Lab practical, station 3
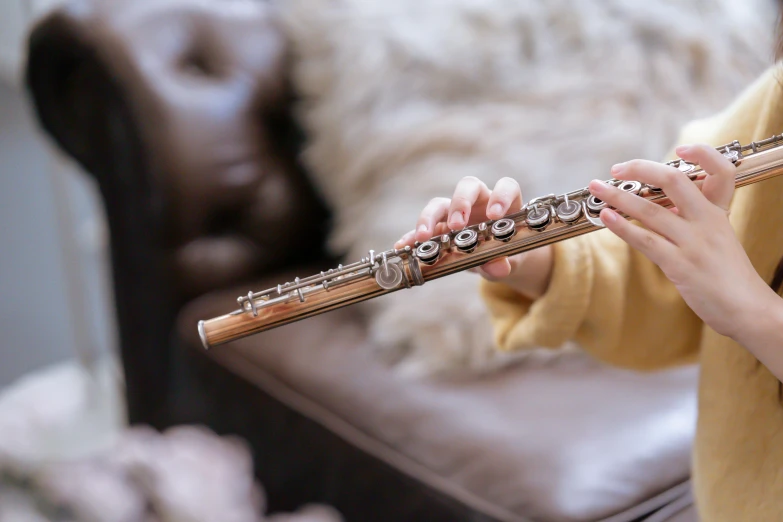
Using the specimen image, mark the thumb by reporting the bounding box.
[477,258,512,280]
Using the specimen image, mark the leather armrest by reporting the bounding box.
[23,0,330,426]
[25,0,330,295]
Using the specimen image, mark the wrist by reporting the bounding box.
[730,282,783,346]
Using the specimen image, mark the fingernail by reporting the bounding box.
[589,179,605,193]
[602,209,618,223]
[450,211,464,227]
[417,224,427,235]
[611,163,626,175]
[489,203,503,217]
[676,145,692,155]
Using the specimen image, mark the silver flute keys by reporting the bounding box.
[202,134,783,348]
[234,244,423,314]
[234,138,761,314]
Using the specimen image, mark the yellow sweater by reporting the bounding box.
[481,66,783,521]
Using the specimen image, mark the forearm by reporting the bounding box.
[734,287,783,383]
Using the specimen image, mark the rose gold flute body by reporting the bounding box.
[198,136,783,349]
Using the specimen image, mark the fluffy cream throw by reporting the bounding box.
[280,0,777,378]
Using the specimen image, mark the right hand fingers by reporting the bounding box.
[487,177,523,220]
[414,197,451,243]
[447,176,523,229]
[451,177,523,279]
[412,176,494,243]
[397,176,524,249]
[446,176,491,231]
[394,222,450,249]
[394,229,417,249]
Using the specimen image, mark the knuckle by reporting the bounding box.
[717,158,735,176]
[682,249,701,268]
[625,159,644,173]
[659,259,678,279]
[642,232,657,250]
[719,164,735,178]
[695,143,711,154]
[663,169,681,186]
[493,190,513,203]
[641,201,661,219]
[425,198,448,212]
[461,175,482,185]
[451,194,472,207]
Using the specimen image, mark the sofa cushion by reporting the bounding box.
[179,277,697,522]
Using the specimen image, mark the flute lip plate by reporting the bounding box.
[198,320,210,350]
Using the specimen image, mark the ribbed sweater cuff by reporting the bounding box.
[482,237,593,351]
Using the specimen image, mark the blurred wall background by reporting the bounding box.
[0,0,115,388]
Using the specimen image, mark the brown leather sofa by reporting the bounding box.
[24,1,699,520]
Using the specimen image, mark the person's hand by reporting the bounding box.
[395,176,554,299]
[588,143,778,340]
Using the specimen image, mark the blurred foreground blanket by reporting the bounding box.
[0,361,342,522]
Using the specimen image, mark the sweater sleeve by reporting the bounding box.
[480,229,702,370]
[480,66,783,371]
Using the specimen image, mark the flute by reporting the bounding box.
[198,135,783,349]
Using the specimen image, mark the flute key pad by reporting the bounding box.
[491,218,516,240]
[526,207,551,230]
[618,180,643,195]
[454,229,479,252]
[416,240,441,264]
[375,261,404,290]
[586,195,607,215]
[556,201,582,223]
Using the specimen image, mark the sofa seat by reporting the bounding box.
[179,274,698,522]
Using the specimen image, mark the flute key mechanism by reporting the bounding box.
[556,197,582,224]
[454,229,479,253]
[585,195,607,215]
[374,253,404,290]
[618,180,643,195]
[416,240,440,264]
[526,205,551,230]
[491,218,516,241]
[198,135,783,349]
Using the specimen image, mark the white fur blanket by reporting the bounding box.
[280,0,777,378]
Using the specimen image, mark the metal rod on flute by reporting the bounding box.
[198,135,783,349]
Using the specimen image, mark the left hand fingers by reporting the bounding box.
[599,208,679,269]
[588,179,688,245]
[609,159,705,218]
[675,143,736,214]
